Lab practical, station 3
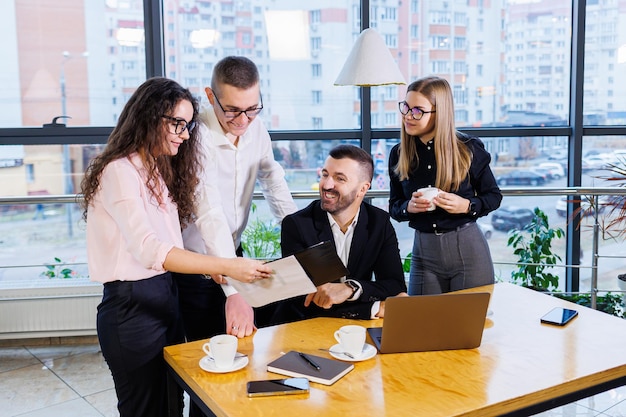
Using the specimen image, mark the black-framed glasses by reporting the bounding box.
[213,94,263,119]
[398,101,436,120]
[161,115,196,135]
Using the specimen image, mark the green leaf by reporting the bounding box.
[508,207,563,291]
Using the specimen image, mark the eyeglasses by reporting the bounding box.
[398,101,436,120]
[162,115,196,135]
[213,94,263,119]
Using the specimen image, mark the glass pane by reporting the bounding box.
[164,1,360,131]
[0,142,100,290]
[488,195,568,291]
[271,138,360,192]
[580,136,626,292]
[0,144,104,198]
[3,1,146,128]
[390,0,572,128]
[582,136,626,183]
[0,199,90,290]
[583,0,626,125]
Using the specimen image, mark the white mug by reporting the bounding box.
[334,325,366,357]
[417,187,440,211]
[202,334,238,369]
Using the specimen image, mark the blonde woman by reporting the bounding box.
[388,76,502,295]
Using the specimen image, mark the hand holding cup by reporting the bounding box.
[417,187,440,211]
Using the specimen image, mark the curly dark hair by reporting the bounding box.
[80,77,201,227]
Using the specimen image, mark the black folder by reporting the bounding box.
[291,241,349,286]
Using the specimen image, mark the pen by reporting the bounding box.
[298,352,321,371]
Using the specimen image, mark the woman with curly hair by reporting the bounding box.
[81,77,271,417]
[388,76,502,295]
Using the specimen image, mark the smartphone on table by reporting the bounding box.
[246,377,310,397]
[540,307,578,326]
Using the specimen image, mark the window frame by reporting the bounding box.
[1,0,625,293]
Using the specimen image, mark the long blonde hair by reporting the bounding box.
[394,76,472,192]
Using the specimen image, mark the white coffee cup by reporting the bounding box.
[202,334,238,369]
[417,187,440,211]
[334,325,366,357]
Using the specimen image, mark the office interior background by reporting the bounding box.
[1,0,626,339]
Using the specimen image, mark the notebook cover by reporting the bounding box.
[266,350,354,386]
[293,241,349,286]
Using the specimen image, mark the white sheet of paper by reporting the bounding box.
[225,255,317,308]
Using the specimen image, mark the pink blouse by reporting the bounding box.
[86,153,183,283]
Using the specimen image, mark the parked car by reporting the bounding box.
[531,167,552,181]
[582,155,610,171]
[548,149,568,161]
[613,149,626,160]
[491,206,536,231]
[477,222,493,239]
[538,162,565,179]
[555,196,609,217]
[496,170,547,186]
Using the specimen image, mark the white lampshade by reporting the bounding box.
[334,28,406,87]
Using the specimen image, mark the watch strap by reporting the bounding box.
[344,279,362,301]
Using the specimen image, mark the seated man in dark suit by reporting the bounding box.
[274,144,407,323]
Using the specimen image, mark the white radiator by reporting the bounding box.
[0,283,102,339]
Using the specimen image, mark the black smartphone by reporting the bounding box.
[246,378,310,397]
[540,307,578,326]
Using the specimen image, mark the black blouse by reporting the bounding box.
[388,133,502,232]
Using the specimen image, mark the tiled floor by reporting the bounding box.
[0,337,625,417]
[0,337,190,417]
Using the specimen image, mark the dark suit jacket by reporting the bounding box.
[276,200,406,321]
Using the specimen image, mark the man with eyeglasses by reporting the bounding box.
[175,57,297,380]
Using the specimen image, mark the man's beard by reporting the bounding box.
[320,188,357,214]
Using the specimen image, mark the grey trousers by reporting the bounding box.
[408,222,495,295]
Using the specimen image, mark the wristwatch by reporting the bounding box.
[467,200,477,216]
[344,279,362,300]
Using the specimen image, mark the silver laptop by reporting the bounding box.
[367,292,490,354]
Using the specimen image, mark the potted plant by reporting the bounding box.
[594,156,626,304]
[596,156,626,239]
[240,203,281,260]
[41,257,80,279]
[507,205,624,318]
[553,291,623,318]
[507,207,564,291]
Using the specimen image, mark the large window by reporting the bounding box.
[1,0,626,299]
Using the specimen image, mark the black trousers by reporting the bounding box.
[97,272,184,417]
[173,274,278,417]
[173,274,228,340]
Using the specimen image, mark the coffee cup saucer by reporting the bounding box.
[328,343,377,362]
[199,353,248,373]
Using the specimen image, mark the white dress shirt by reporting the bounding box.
[327,211,358,270]
[327,210,381,317]
[182,105,297,295]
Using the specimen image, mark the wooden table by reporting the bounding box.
[164,283,626,416]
